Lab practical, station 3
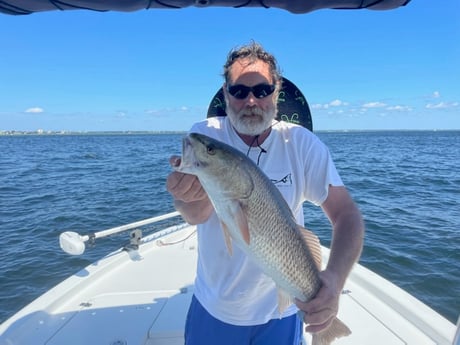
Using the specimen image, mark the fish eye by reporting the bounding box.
[207,145,216,155]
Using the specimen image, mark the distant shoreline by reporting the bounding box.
[1,129,458,136]
[0,130,187,136]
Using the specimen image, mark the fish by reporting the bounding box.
[174,132,351,345]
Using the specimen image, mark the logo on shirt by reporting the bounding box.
[271,173,292,187]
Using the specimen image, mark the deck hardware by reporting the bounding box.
[123,229,142,251]
[110,340,127,345]
[59,211,180,255]
[87,233,96,247]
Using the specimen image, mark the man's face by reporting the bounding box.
[224,58,278,136]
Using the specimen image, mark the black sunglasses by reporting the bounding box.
[227,83,276,100]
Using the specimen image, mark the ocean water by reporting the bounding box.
[0,131,459,325]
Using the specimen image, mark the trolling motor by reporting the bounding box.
[59,211,180,255]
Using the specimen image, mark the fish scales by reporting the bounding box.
[242,161,321,300]
[214,135,319,299]
[175,132,351,345]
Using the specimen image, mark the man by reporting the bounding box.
[166,41,364,344]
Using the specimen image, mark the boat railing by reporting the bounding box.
[59,211,182,255]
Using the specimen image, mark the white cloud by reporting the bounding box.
[362,102,386,108]
[386,105,412,112]
[25,107,44,113]
[432,91,441,98]
[329,99,344,107]
[425,101,459,109]
[146,106,191,115]
[311,100,348,110]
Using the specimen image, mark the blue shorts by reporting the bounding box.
[185,295,303,345]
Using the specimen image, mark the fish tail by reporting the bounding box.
[311,317,351,345]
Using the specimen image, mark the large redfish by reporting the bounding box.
[174,132,350,345]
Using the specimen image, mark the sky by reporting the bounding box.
[0,0,459,132]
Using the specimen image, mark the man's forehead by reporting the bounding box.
[231,58,268,72]
[229,59,271,82]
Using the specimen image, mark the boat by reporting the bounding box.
[1,0,411,16]
[0,211,457,344]
[1,2,457,343]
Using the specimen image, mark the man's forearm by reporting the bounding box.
[326,206,364,290]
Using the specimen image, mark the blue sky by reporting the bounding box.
[1,0,459,132]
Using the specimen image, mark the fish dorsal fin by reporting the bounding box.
[298,225,322,270]
[220,221,233,256]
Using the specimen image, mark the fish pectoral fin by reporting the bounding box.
[277,288,293,314]
[220,221,233,256]
[228,200,250,245]
[298,225,322,270]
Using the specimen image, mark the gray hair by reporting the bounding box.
[223,41,282,85]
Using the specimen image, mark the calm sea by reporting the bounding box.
[0,131,459,325]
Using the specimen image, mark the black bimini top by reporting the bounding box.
[1,0,410,16]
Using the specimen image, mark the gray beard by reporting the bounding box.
[226,106,276,136]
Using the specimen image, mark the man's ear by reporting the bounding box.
[222,83,229,104]
[275,80,282,93]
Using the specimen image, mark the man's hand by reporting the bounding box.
[295,270,341,333]
[296,185,364,333]
[167,156,207,203]
[166,155,213,224]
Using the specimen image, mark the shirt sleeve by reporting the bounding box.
[303,134,343,206]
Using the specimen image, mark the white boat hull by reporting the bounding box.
[0,221,456,345]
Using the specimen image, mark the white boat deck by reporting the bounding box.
[0,223,456,345]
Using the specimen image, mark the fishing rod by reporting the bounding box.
[59,211,181,255]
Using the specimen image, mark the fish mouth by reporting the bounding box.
[174,135,195,173]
